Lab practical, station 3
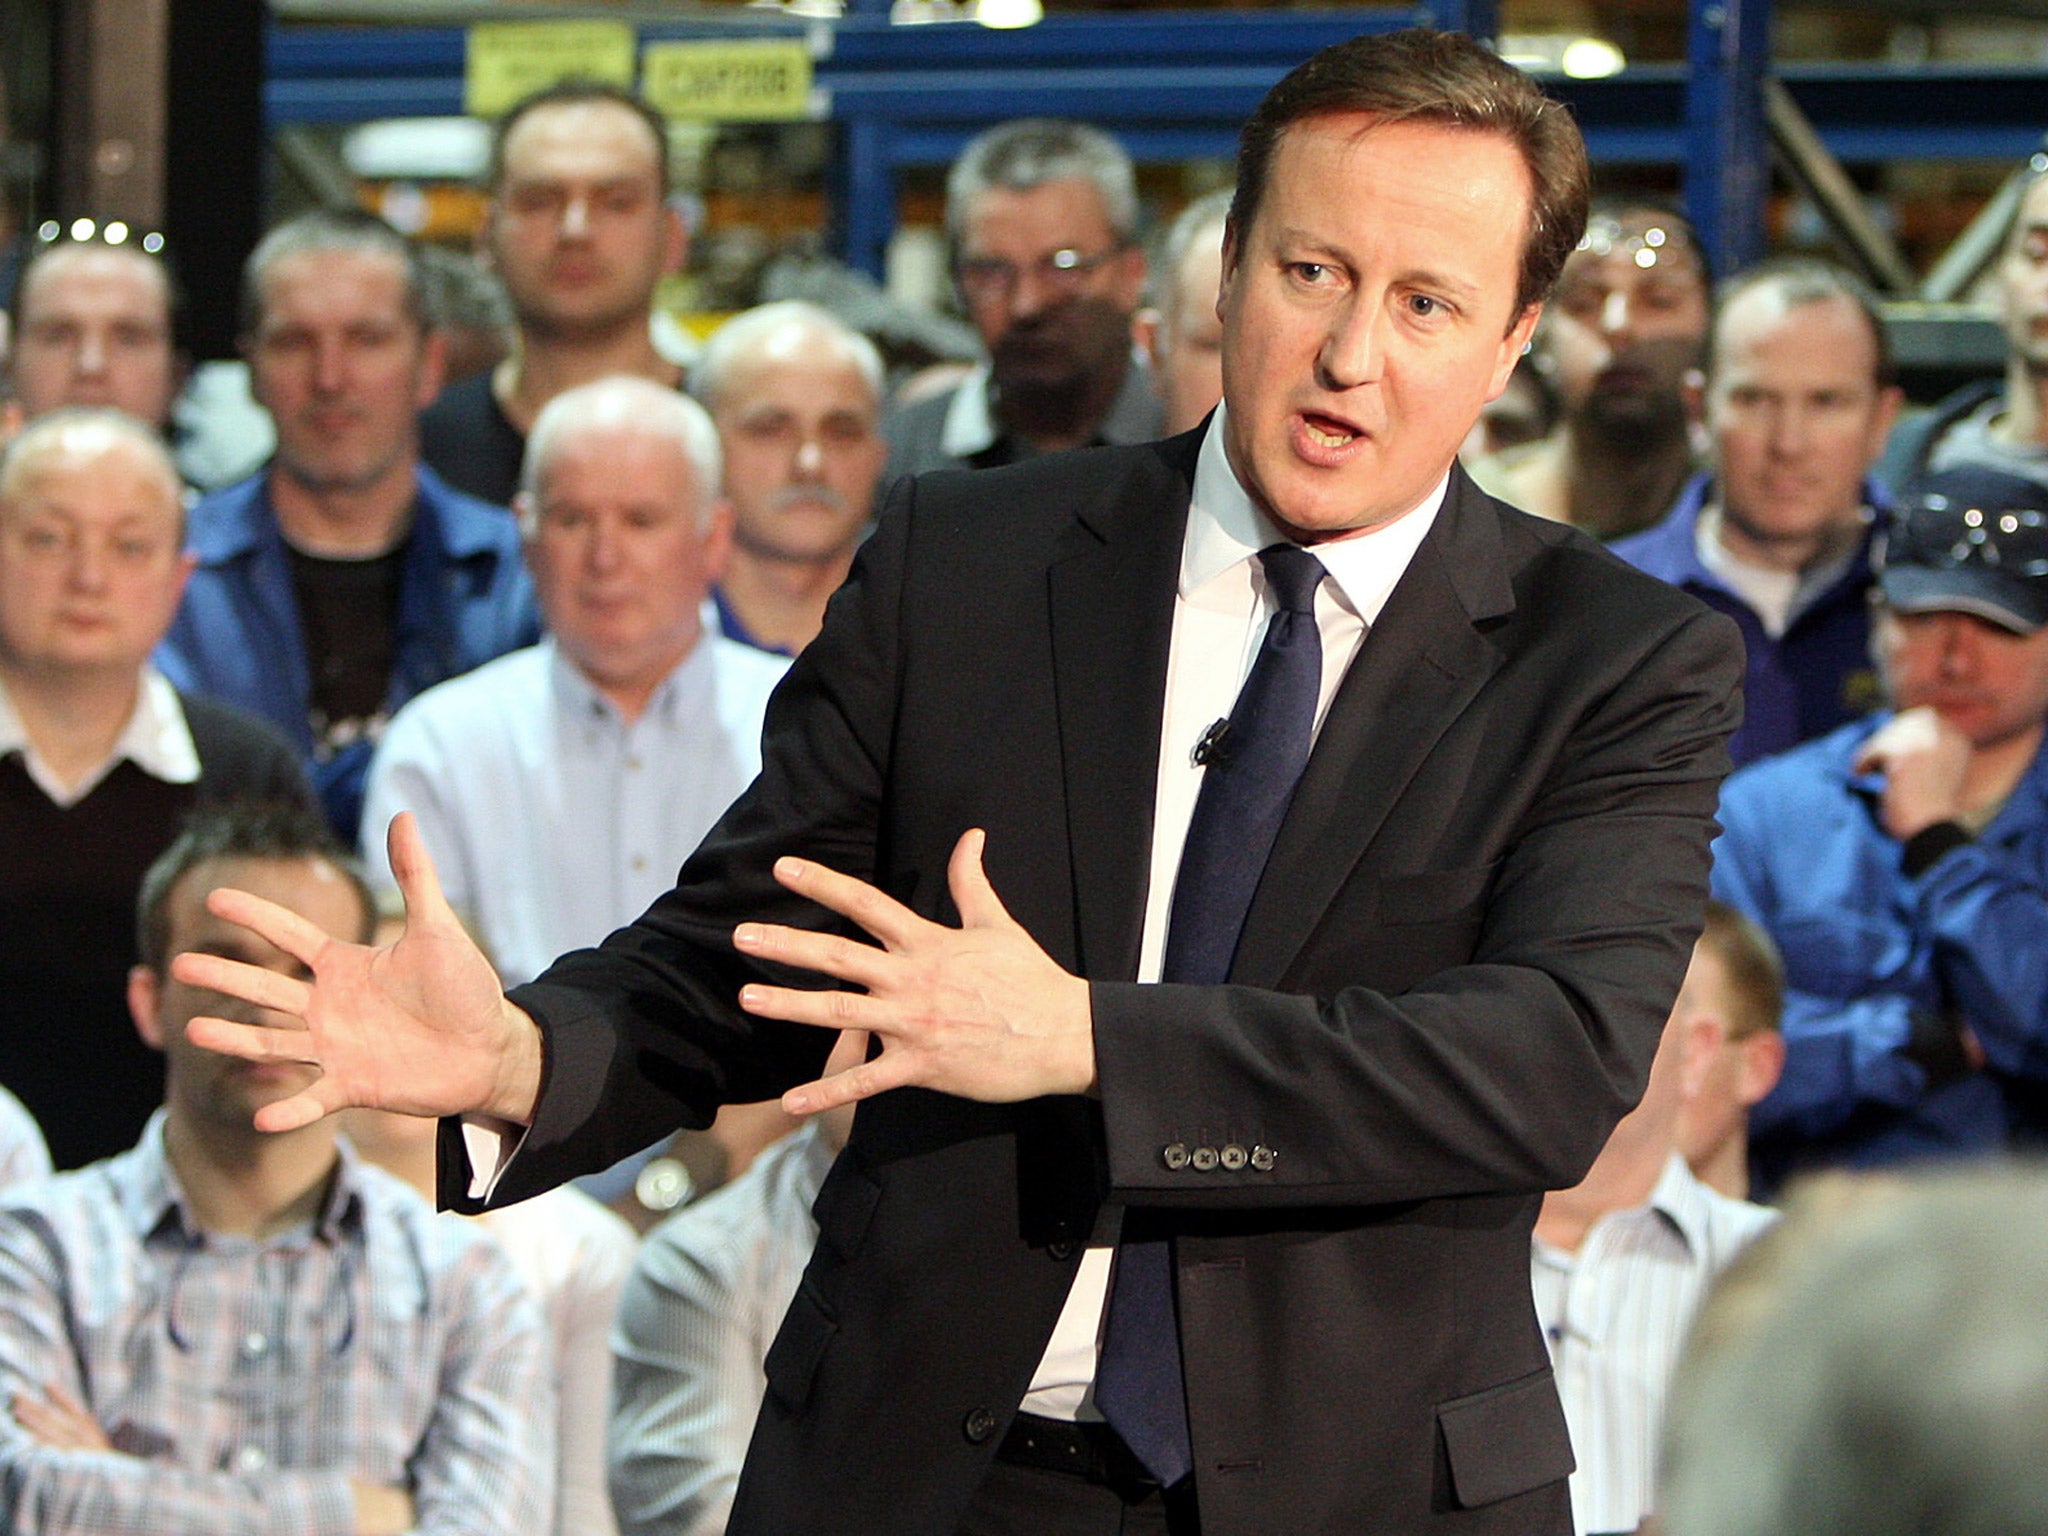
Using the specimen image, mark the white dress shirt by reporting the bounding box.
[1530,1152,1776,1535]
[0,667,199,807]
[361,635,789,988]
[1021,401,1447,1418]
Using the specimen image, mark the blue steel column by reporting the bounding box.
[1685,0,1771,278]
[838,116,895,283]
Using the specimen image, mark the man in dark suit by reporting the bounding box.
[179,29,1743,1536]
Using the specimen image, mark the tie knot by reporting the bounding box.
[1259,543,1325,616]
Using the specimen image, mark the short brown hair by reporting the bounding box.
[1712,255,1896,391]
[1228,27,1590,321]
[488,80,670,194]
[1696,899,1784,1042]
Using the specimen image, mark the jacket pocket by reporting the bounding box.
[1436,1365,1575,1509]
[762,1279,838,1412]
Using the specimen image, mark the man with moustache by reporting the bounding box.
[1475,201,1709,538]
[182,29,1742,1535]
[159,211,537,841]
[694,301,887,656]
[884,118,1161,480]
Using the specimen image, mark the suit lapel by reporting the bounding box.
[1232,470,1519,989]
[1047,437,1195,982]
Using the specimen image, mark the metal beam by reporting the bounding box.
[54,0,169,228]
[1684,0,1771,280]
[1763,76,1917,297]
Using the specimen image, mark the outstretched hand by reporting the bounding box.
[734,829,1096,1116]
[176,813,544,1132]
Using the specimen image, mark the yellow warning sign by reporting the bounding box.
[464,21,638,120]
[642,40,815,122]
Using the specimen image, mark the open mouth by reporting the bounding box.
[1303,416,1357,448]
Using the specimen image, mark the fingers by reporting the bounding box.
[171,953,314,1020]
[732,923,892,989]
[770,857,923,949]
[739,981,894,1032]
[185,1015,317,1066]
[201,887,331,970]
[387,812,455,926]
[946,828,1018,930]
[782,1051,916,1117]
[252,1080,350,1135]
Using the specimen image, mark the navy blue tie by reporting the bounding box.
[1095,542,1326,1487]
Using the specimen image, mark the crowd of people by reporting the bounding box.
[2,33,2047,1536]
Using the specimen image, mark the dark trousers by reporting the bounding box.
[955,1416,1202,1536]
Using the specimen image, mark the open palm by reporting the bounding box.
[178,812,543,1132]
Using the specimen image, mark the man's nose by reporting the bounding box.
[1317,298,1385,390]
[75,328,109,376]
[311,339,349,395]
[560,193,591,240]
[793,437,824,477]
[68,535,110,591]
[1597,289,1635,342]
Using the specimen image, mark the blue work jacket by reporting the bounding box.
[1611,474,1883,767]
[1712,716,2048,1193]
[158,466,538,840]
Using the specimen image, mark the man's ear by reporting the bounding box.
[128,965,166,1052]
[1738,1030,1788,1108]
[700,498,736,586]
[1132,306,1164,371]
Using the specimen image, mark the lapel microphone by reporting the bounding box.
[1192,718,1233,768]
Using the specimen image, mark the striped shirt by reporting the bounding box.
[1531,1152,1776,1536]
[0,1115,554,1535]
[610,1122,833,1536]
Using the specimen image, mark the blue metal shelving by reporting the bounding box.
[264,1,2048,280]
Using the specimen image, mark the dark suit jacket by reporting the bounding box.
[449,429,1744,1535]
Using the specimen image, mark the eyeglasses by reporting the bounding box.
[1885,499,2048,578]
[955,244,1127,303]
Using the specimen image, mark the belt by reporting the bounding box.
[996,1412,1161,1495]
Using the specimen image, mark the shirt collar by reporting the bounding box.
[1643,1149,1717,1260]
[111,1111,366,1246]
[1183,399,1446,624]
[0,666,200,807]
[543,631,712,729]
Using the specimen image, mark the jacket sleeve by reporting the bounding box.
[1917,841,2048,1080]
[1091,601,1744,1207]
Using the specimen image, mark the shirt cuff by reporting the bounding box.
[459,1115,528,1203]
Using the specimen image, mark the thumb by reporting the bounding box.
[387,812,456,929]
[948,828,1017,930]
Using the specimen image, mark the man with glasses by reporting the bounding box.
[883,118,1160,481]
[1713,462,2048,1194]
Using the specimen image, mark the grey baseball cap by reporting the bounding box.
[1880,464,2048,635]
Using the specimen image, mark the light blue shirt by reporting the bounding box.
[360,635,790,989]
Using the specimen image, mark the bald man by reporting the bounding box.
[0,410,311,1167]
[1138,190,1230,437]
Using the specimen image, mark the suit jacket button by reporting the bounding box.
[1163,1143,1191,1170]
[1250,1145,1277,1171]
[1048,1239,1077,1261]
[963,1407,1000,1445]
[1220,1144,1248,1171]
[1191,1146,1220,1172]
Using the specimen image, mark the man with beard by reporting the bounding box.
[1474,201,1709,539]
[420,83,689,509]
[1886,166,2048,495]
[160,211,537,841]
[695,301,888,656]
[884,119,1161,480]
